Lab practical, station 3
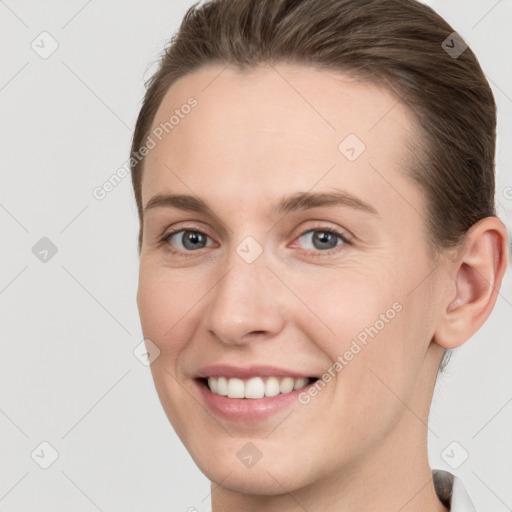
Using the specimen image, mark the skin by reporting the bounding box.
[136,63,508,512]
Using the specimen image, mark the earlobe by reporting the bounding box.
[434,217,509,350]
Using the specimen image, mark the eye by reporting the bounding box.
[160,226,350,256]
[163,229,214,252]
[294,228,349,253]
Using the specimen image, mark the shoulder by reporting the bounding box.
[433,469,477,512]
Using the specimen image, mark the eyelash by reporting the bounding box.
[159,225,352,258]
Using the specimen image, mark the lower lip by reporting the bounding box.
[194,379,315,421]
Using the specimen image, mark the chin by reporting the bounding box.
[200,459,307,495]
[188,440,320,496]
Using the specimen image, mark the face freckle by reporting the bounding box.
[136,62,445,498]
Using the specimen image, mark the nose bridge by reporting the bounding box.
[202,237,284,345]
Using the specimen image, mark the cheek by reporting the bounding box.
[136,266,202,440]
[289,263,431,403]
[136,266,195,355]
[287,264,402,353]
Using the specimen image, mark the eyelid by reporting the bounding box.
[291,221,354,244]
[161,220,353,241]
[160,220,212,239]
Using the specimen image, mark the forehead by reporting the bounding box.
[141,63,419,209]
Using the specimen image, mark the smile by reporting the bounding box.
[194,375,320,421]
[204,375,316,399]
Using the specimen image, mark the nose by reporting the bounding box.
[201,244,286,347]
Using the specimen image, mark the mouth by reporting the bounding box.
[194,375,320,421]
[193,364,323,421]
[196,375,319,399]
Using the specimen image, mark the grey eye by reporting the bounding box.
[169,230,210,251]
[298,230,343,250]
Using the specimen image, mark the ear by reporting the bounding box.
[434,216,509,350]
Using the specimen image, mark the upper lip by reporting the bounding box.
[195,364,316,379]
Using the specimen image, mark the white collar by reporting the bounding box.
[433,469,477,511]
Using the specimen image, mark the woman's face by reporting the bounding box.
[137,63,447,494]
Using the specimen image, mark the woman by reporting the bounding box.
[129,0,508,510]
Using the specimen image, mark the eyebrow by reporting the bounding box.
[143,189,378,217]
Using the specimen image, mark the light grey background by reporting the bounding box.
[0,0,511,510]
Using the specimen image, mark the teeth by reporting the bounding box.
[265,376,280,397]
[279,377,295,393]
[227,378,245,398]
[206,376,312,399]
[246,377,265,398]
[294,377,309,390]
[217,376,228,396]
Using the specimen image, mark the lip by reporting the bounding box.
[194,377,317,421]
[194,364,316,379]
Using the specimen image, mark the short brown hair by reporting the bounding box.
[130,0,497,369]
